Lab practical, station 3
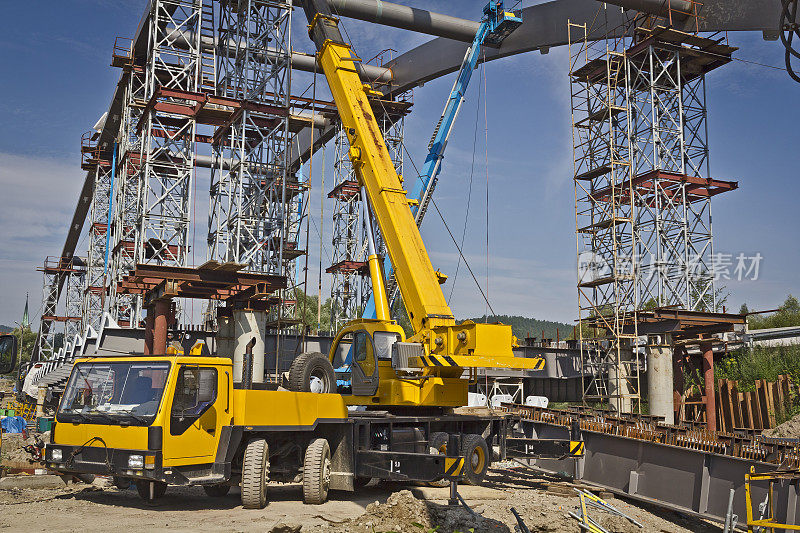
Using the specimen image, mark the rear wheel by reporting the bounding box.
[303,438,331,504]
[288,352,336,394]
[135,480,167,503]
[427,432,450,487]
[241,438,270,509]
[461,434,489,485]
[204,484,231,497]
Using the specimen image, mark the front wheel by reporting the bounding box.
[135,480,167,503]
[241,438,270,509]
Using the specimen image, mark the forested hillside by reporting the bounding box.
[461,315,573,340]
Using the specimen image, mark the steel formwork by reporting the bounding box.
[208,0,299,331]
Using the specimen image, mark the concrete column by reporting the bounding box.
[647,333,674,424]
[701,341,716,432]
[232,309,266,384]
[36,386,47,418]
[608,339,634,413]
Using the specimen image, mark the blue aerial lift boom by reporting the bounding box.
[361,0,522,320]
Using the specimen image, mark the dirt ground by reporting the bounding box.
[0,467,722,533]
[763,411,800,438]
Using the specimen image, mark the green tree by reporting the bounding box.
[294,289,333,335]
[749,294,800,330]
[11,327,37,370]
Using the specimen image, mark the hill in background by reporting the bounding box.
[461,315,574,341]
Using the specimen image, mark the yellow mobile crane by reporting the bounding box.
[35,1,581,508]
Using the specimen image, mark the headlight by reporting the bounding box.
[128,454,144,469]
[50,448,62,462]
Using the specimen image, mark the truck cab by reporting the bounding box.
[47,356,233,495]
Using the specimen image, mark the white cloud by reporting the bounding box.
[0,153,85,326]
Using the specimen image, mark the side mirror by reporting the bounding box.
[0,334,18,374]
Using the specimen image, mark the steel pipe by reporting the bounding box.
[325,0,480,42]
[603,0,694,18]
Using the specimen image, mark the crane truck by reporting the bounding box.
[24,0,582,508]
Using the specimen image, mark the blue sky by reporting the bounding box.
[0,0,798,328]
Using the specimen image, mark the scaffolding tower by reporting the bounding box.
[569,12,737,413]
[327,94,408,331]
[109,43,146,327]
[208,0,299,331]
[80,132,113,332]
[36,257,85,361]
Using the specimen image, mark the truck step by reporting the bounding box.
[185,474,226,485]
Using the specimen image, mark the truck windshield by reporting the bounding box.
[57,361,170,426]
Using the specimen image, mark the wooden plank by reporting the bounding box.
[749,390,763,430]
[764,380,777,428]
[771,378,784,423]
[755,381,773,429]
[729,380,743,430]
[739,392,752,430]
[717,379,732,433]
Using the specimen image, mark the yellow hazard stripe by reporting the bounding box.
[570,441,585,456]
[424,355,458,367]
[444,457,464,477]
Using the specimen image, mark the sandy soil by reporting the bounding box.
[763,412,800,438]
[0,467,722,533]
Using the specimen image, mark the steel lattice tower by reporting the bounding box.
[569,14,736,413]
[327,104,405,331]
[36,257,85,361]
[208,0,299,330]
[81,133,113,332]
[137,0,203,267]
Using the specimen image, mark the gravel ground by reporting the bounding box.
[0,468,722,533]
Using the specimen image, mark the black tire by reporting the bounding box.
[135,480,167,502]
[461,434,490,486]
[303,438,331,504]
[204,484,231,497]
[427,432,450,487]
[288,352,335,394]
[241,438,269,509]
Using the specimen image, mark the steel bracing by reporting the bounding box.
[327,106,405,331]
[570,14,736,413]
[208,0,300,330]
[570,20,641,413]
[36,258,85,361]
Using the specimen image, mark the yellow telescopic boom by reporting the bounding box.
[299,1,542,371]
